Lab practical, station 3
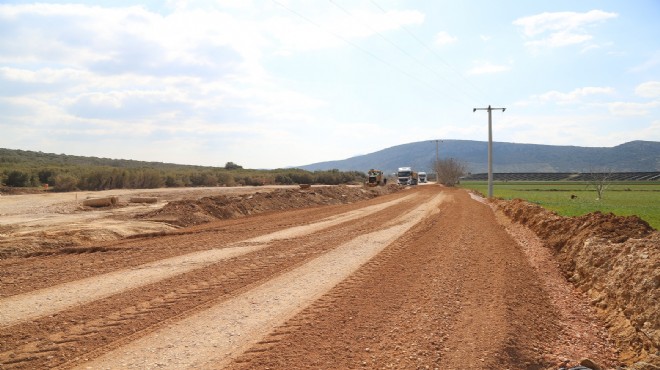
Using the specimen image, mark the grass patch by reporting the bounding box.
[460,181,660,230]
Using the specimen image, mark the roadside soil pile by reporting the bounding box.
[495,198,659,367]
[142,184,402,227]
[0,187,44,195]
[0,185,401,259]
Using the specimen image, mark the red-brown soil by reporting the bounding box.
[142,184,401,227]
[0,185,652,369]
[495,198,659,367]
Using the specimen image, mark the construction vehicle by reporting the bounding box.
[397,167,418,185]
[366,169,386,186]
[418,172,427,183]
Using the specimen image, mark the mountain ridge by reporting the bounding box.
[296,140,660,174]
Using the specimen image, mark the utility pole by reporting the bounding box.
[434,140,442,183]
[473,105,506,198]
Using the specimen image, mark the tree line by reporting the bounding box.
[0,149,366,192]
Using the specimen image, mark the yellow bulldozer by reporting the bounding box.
[366,169,386,187]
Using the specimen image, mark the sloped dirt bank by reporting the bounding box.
[494,198,659,367]
[142,184,402,227]
[0,185,403,258]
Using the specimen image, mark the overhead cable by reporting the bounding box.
[271,0,466,103]
[369,0,492,104]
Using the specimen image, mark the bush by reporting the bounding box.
[275,174,294,184]
[216,172,235,186]
[53,174,79,192]
[190,172,218,187]
[290,172,314,184]
[38,169,57,186]
[5,170,31,187]
[165,175,185,187]
[239,176,265,186]
[225,162,243,170]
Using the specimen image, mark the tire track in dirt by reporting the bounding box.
[72,191,447,369]
[226,188,561,369]
[0,186,625,369]
[0,190,430,369]
[0,194,415,328]
[0,190,406,296]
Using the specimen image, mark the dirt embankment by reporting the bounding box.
[495,198,659,367]
[142,184,402,227]
[0,185,402,258]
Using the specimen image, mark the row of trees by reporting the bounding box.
[1,165,366,192]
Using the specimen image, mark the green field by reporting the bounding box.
[459,181,660,230]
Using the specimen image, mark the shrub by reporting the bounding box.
[5,170,31,187]
[53,174,79,192]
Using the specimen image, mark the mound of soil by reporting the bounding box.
[495,198,659,367]
[0,187,45,195]
[142,185,402,227]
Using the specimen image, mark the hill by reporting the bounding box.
[0,148,217,171]
[296,140,660,175]
[0,148,365,190]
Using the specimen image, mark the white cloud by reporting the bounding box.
[608,101,659,116]
[434,31,457,46]
[467,61,511,75]
[629,51,660,73]
[497,113,604,146]
[609,120,660,143]
[480,35,492,42]
[513,10,617,49]
[265,7,424,54]
[635,81,660,98]
[493,112,653,148]
[606,81,660,116]
[537,86,614,104]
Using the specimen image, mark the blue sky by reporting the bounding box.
[1,0,658,168]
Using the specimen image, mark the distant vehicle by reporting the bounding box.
[418,172,427,183]
[397,167,418,185]
[366,169,386,186]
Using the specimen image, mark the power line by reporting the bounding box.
[368,0,492,104]
[328,0,475,105]
[270,0,463,102]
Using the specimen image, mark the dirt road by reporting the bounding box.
[0,186,617,369]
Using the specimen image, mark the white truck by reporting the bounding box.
[397,167,418,185]
[418,172,427,183]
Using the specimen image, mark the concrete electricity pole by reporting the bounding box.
[473,105,506,198]
[435,139,442,163]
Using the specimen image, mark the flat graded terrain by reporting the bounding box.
[0,186,618,369]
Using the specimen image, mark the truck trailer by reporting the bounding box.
[397,167,418,185]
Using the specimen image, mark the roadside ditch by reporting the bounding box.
[494,198,658,368]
